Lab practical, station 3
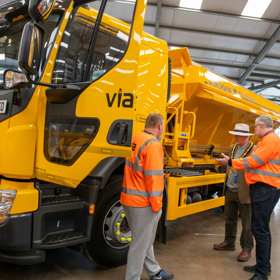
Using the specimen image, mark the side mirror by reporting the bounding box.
[18,22,45,76]
[29,0,56,22]
[4,70,29,89]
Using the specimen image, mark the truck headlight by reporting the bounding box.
[0,190,17,224]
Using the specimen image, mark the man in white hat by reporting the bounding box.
[214,123,255,262]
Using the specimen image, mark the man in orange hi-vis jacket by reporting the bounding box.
[121,113,174,280]
[217,115,280,280]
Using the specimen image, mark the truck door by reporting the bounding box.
[35,0,147,187]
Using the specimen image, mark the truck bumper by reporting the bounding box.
[0,213,32,251]
[0,248,45,265]
[0,213,45,265]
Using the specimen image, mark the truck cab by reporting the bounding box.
[0,0,169,267]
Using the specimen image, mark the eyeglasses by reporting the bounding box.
[254,123,262,130]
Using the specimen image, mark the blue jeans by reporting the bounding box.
[250,183,279,279]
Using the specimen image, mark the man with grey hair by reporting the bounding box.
[217,115,280,280]
[214,124,254,262]
[121,113,174,280]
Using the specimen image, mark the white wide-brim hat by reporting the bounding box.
[229,123,254,136]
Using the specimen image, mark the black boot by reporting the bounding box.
[244,265,271,275]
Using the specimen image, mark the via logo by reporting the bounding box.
[106,88,134,108]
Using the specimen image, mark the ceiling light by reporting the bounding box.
[179,0,203,9]
[242,0,272,18]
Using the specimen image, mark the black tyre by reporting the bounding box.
[84,175,131,268]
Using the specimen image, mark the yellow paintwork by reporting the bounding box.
[165,48,280,170]
[0,125,37,178]
[0,180,38,215]
[134,43,168,133]
[34,1,168,188]
[175,196,225,219]
[0,86,42,179]
[2,0,280,221]
[166,173,226,220]
[0,119,9,158]
[163,48,280,219]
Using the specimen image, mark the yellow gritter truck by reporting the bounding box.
[0,0,279,268]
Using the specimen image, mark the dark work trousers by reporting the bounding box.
[272,188,280,209]
[224,188,254,252]
[250,182,277,279]
[267,188,280,272]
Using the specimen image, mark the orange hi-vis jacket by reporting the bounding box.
[232,131,280,188]
[120,131,164,212]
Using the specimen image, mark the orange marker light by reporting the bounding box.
[89,205,95,214]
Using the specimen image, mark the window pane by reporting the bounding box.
[52,0,137,84]
[85,22,128,81]
[85,1,136,81]
[44,117,100,165]
[52,8,97,83]
[0,14,60,88]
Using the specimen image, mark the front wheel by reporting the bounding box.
[84,175,131,268]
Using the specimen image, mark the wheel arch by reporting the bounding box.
[83,156,125,191]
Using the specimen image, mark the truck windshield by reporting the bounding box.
[0,14,61,88]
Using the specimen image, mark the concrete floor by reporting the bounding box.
[0,202,279,280]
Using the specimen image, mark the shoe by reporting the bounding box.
[213,242,235,251]
[244,265,271,275]
[248,275,268,280]
[238,250,251,262]
[150,269,174,280]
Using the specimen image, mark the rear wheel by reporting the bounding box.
[84,175,131,268]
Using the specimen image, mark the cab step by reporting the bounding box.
[42,230,88,245]
[32,182,97,250]
[42,195,83,206]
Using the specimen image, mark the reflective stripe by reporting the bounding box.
[122,187,149,197]
[125,159,143,172]
[122,187,163,198]
[271,133,280,139]
[252,154,264,166]
[144,170,164,177]
[148,190,163,197]
[247,169,280,179]
[243,158,249,168]
[268,157,280,166]
[134,138,160,166]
